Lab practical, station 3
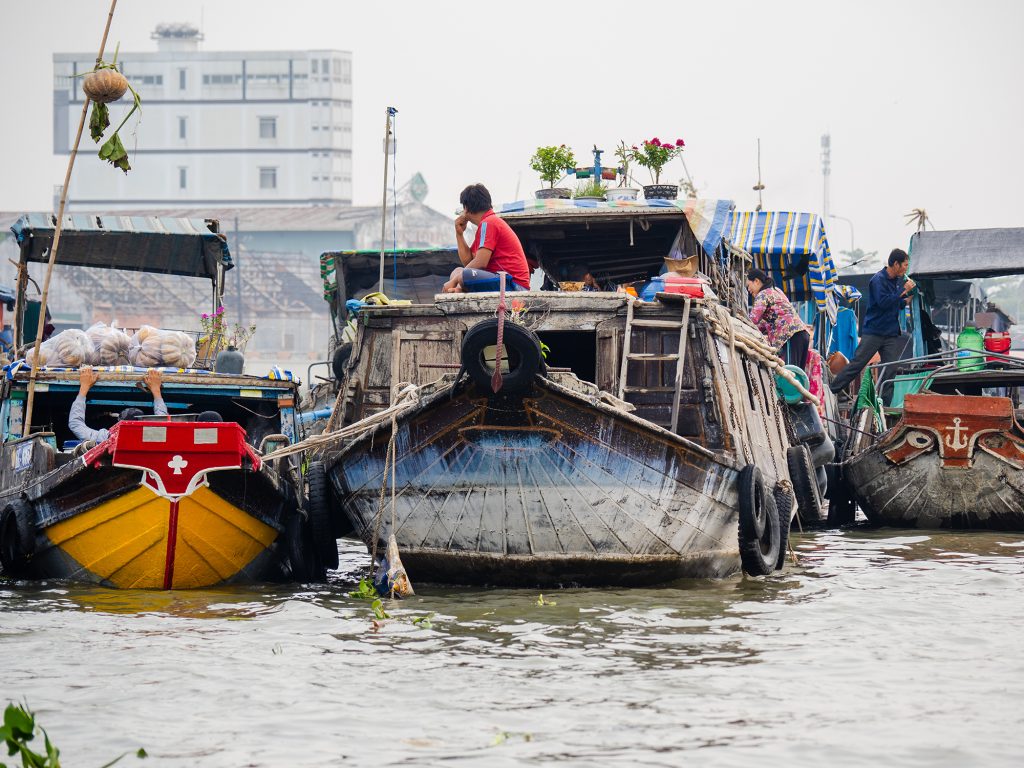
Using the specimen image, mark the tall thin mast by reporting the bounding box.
[378,107,396,291]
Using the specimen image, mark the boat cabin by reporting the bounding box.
[4,215,299,455]
[326,200,796,477]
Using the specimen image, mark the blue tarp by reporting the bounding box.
[726,210,838,309]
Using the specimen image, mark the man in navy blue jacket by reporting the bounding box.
[829,249,915,395]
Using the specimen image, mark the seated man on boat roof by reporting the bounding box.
[69,366,167,444]
[442,183,531,293]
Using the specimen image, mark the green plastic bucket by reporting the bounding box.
[775,364,809,404]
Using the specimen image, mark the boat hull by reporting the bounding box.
[844,393,1024,529]
[1,422,302,587]
[330,379,744,586]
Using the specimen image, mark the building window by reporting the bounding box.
[259,167,277,190]
[259,117,277,139]
[178,117,187,140]
[178,69,186,90]
[321,58,329,76]
[179,167,187,190]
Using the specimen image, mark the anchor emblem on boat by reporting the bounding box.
[944,418,969,451]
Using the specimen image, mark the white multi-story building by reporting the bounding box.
[53,24,352,209]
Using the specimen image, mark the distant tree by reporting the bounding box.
[834,248,880,273]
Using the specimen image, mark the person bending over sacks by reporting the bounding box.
[69,366,167,444]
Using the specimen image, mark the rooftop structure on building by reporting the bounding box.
[53,24,352,210]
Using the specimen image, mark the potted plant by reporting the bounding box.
[215,321,257,375]
[198,305,227,366]
[573,178,607,201]
[530,144,575,199]
[630,137,685,200]
[605,140,640,201]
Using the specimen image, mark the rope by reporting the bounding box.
[491,272,507,393]
[704,307,820,407]
[370,405,400,573]
[268,382,421,461]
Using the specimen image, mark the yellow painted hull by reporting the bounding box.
[45,484,279,589]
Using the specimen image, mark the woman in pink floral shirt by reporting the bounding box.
[746,268,811,371]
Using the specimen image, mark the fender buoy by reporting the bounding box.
[773,485,796,571]
[0,500,36,576]
[306,460,339,570]
[787,445,823,522]
[737,465,781,576]
[460,318,544,395]
[283,511,326,583]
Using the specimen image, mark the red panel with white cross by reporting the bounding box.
[99,421,262,499]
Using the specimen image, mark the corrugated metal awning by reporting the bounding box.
[10,214,232,280]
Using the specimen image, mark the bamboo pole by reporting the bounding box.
[22,0,119,437]
[377,108,394,292]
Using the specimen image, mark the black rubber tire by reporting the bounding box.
[306,460,339,570]
[0,501,35,576]
[773,485,795,571]
[826,464,858,527]
[787,445,823,523]
[283,512,326,583]
[737,465,781,576]
[332,342,353,381]
[460,318,544,395]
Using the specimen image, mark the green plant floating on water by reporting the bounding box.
[348,578,377,600]
[371,599,390,620]
[491,731,533,747]
[411,615,433,629]
[536,594,556,606]
[0,701,147,768]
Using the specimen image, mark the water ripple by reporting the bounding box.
[2,531,1023,765]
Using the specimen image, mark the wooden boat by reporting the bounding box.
[842,226,1024,530]
[0,215,328,587]
[315,199,832,586]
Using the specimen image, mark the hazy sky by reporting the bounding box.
[1,0,1022,264]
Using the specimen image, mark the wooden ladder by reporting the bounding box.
[616,297,692,430]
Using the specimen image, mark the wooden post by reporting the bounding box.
[22,0,119,437]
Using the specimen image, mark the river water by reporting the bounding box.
[2,530,1023,767]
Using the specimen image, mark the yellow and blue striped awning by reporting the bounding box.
[726,211,837,309]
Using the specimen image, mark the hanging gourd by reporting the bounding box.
[77,44,142,173]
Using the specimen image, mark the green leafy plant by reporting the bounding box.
[574,179,607,198]
[491,731,533,747]
[629,137,685,184]
[613,140,633,187]
[371,599,390,620]
[348,578,377,600]
[77,46,142,174]
[529,145,575,188]
[536,594,556,606]
[411,615,433,629]
[0,702,147,768]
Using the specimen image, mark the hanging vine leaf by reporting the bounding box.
[98,133,131,173]
[89,102,110,142]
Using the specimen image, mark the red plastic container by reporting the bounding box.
[663,274,705,298]
[984,329,1011,362]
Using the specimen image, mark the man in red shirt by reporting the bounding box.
[442,183,531,293]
